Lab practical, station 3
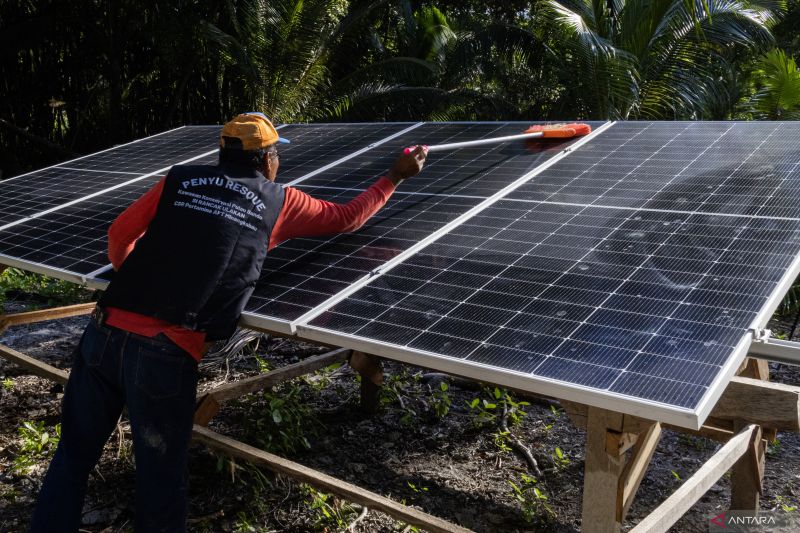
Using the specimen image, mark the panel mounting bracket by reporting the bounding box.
[748,333,800,367]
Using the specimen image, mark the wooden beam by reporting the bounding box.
[0,343,68,384]
[582,407,625,533]
[191,425,473,533]
[0,302,95,331]
[710,376,800,431]
[629,424,757,533]
[202,348,350,404]
[194,394,221,427]
[618,423,661,522]
[730,421,765,511]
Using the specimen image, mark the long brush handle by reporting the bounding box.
[402,123,591,154]
[425,131,544,152]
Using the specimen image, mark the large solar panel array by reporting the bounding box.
[1,120,798,428]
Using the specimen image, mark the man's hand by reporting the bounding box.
[386,145,428,186]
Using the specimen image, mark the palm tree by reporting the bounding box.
[546,0,781,119]
[744,48,800,119]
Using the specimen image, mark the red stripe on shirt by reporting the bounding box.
[104,176,396,361]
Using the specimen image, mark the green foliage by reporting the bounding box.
[547,0,780,119]
[671,469,683,482]
[767,436,782,456]
[2,378,13,391]
[745,48,800,119]
[237,383,321,455]
[379,370,420,424]
[775,494,798,512]
[430,380,451,418]
[467,387,530,428]
[5,0,785,177]
[254,354,271,374]
[508,474,555,522]
[0,268,89,307]
[302,485,359,531]
[552,446,570,469]
[12,421,61,475]
[407,480,429,494]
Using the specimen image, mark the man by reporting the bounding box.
[31,112,428,532]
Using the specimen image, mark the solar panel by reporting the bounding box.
[296,122,605,197]
[241,122,599,329]
[0,123,424,284]
[44,126,221,173]
[0,127,221,231]
[276,123,419,182]
[294,121,800,427]
[5,120,799,428]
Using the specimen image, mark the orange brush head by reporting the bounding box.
[524,122,592,138]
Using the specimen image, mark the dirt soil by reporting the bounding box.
[0,302,798,532]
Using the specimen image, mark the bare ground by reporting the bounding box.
[0,305,798,532]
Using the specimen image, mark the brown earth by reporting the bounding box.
[0,303,798,532]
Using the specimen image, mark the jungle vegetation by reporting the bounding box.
[1,0,799,176]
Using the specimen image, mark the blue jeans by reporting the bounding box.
[30,319,199,533]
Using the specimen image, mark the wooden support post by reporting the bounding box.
[0,343,68,384]
[192,425,473,533]
[630,425,757,533]
[582,407,626,533]
[730,421,765,511]
[618,423,661,522]
[737,357,769,380]
[0,302,96,332]
[349,351,383,414]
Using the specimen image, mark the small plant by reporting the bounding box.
[2,377,13,391]
[468,387,529,428]
[304,363,342,391]
[379,371,419,424]
[671,470,682,482]
[775,495,797,512]
[508,474,554,522]
[238,383,321,455]
[552,446,570,469]
[767,437,782,456]
[407,481,429,494]
[13,421,61,474]
[254,355,270,374]
[492,430,513,453]
[303,485,358,531]
[430,380,452,418]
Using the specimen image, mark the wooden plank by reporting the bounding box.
[191,425,473,533]
[194,394,221,426]
[582,407,625,533]
[629,425,757,533]
[618,423,661,522]
[204,348,350,404]
[0,343,68,384]
[730,421,765,511]
[710,376,800,431]
[0,302,95,331]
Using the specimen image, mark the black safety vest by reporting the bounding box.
[100,163,285,340]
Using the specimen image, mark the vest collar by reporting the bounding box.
[219,161,268,181]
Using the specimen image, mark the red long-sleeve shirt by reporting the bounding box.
[105,176,397,360]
